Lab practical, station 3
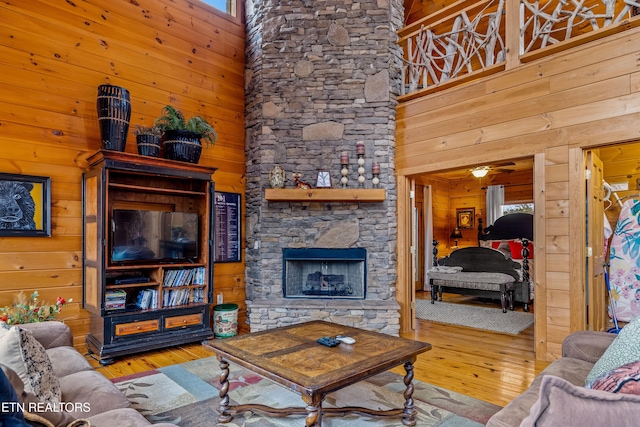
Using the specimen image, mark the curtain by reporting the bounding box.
[486,185,504,226]
[424,185,433,289]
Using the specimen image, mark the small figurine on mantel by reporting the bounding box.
[292,173,312,190]
[269,165,286,188]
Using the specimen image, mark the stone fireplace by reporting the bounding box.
[283,248,366,299]
[243,0,403,335]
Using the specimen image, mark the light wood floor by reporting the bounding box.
[88,292,549,408]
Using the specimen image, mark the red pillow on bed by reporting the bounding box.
[491,240,534,260]
[508,240,533,260]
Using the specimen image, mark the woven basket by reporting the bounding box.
[163,130,203,163]
[96,84,131,151]
[136,135,161,157]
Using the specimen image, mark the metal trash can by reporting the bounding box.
[213,303,238,338]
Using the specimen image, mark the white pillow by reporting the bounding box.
[0,322,61,403]
[430,266,463,273]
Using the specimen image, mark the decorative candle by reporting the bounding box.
[372,162,380,174]
[356,141,365,155]
[340,151,349,164]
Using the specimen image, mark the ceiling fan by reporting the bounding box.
[469,162,516,178]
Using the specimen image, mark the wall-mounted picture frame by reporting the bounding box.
[456,207,475,230]
[0,173,51,237]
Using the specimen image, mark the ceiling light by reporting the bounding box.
[471,166,491,178]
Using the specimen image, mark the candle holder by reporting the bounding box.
[340,163,349,188]
[340,151,350,188]
[357,154,366,187]
[372,162,380,188]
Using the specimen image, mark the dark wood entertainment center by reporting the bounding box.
[82,150,216,365]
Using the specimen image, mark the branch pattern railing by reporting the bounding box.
[400,0,640,95]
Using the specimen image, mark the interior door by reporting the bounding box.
[410,179,417,330]
[414,188,425,292]
[586,150,607,331]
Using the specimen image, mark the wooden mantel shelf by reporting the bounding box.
[265,188,386,202]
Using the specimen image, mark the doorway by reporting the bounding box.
[410,158,535,333]
[585,141,640,331]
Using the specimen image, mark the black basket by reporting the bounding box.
[136,135,161,157]
[163,130,203,163]
[96,84,131,151]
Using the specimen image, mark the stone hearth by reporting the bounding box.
[244,0,403,334]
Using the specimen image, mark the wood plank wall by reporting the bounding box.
[0,0,247,348]
[397,25,640,361]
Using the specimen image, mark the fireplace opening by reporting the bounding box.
[282,248,366,299]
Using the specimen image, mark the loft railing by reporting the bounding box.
[398,0,640,98]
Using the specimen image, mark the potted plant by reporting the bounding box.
[132,124,162,157]
[154,105,218,163]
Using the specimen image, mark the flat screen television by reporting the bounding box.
[110,210,199,264]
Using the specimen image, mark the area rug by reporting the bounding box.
[415,300,534,334]
[112,356,500,426]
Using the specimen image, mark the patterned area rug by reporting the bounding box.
[112,356,500,426]
[416,300,534,334]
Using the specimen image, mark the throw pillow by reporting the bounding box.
[590,360,640,394]
[0,322,61,404]
[585,316,640,387]
[495,241,513,260]
[490,240,535,260]
[430,266,463,273]
[508,240,534,260]
[521,375,640,427]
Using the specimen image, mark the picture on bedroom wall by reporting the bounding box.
[456,207,475,229]
[0,173,51,237]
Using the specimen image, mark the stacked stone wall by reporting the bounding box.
[244,0,404,334]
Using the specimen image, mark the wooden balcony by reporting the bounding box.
[398,0,640,100]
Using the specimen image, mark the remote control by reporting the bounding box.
[336,335,356,345]
[317,337,341,347]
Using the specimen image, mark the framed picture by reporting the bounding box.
[456,207,475,229]
[316,170,332,188]
[0,173,51,237]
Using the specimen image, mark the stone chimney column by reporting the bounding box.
[243,0,404,334]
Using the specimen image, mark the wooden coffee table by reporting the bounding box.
[203,320,431,426]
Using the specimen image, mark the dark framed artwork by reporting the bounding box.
[214,191,241,262]
[0,173,51,237]
[456,207,475,230]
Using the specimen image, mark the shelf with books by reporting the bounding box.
[135,288,160,310]
[162,266,207,288]
[162,286,205,308]
[105,281,161,290]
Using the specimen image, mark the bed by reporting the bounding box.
[428,213,533,312]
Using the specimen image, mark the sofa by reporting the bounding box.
[487,330,640,426]
[0,321,176,427]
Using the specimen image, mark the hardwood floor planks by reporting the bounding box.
[89,293,548,408]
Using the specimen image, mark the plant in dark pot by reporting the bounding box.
[154,105,217,163]
[132,125,162,157]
